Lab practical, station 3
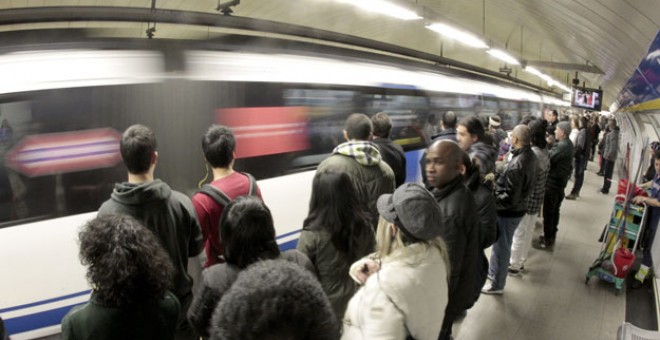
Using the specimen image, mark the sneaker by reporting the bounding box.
[598,189,609,195]
[508,267,522,276]
[533,240,554,251]
[565,193,578,200]
[481,282,504,295]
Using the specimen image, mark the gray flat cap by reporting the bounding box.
[377,183,442,241]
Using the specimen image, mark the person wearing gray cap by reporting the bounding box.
[535,121,574,250]
[341,183,450,340]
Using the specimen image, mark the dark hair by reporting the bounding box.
[528,119,548,149]
[120,124,157,174]
[443,111,457,129]
[209,259,339,340]
[344,113,372,140]
[654,150,660,161]
[551,110,559,117]
[220,196,280,269]
[458,116,486,141]
[202,125,236,168]
[520,115,537,125]
[79,214,173,306]
[371,112,393,138]
[579,116,589,129]
[303,171,374,262]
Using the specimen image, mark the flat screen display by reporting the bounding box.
[571,87,603,111]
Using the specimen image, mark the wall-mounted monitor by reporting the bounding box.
[571,87,603,111]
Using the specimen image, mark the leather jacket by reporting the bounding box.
[495,145,538,217]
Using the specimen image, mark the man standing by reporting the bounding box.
[567,116,591,200]
[426,140,480,340]
[599,119,620,194]
[98,124,204,340]
[509,120,550,275]
[317,113,395,227]
[192,125,261,268]
[482,125,537,294]
[432,111,458,142]
[537,121,574,250]
[371,112,406,187]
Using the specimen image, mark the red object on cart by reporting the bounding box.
[611,247,635,278]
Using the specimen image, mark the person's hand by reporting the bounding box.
[354,259,380,284]
[632,196,647,205]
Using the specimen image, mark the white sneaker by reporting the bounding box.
[481,282,504,295]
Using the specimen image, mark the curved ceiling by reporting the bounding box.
[1,0,659,110]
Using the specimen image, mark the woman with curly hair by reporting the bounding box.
[297,170,375,319]
[61,214,179,340]
[187,196,313,338]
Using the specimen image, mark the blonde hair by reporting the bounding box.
[375,217,450,276]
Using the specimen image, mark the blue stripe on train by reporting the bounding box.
[2,234,302,335]
[4,303,86,334]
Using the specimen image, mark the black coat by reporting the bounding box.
[432,176,481,321]
[373,137,407,187]
[546,138,574,191]
[495,145,538,217]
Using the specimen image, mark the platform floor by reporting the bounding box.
[453,160,626,340]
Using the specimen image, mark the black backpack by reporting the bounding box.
[196,172,258,261]
[197,172,258,208]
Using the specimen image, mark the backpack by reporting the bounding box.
[196,172,258,262]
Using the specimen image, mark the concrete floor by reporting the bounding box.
[453,160,626,340]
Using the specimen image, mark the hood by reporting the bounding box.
[110,179,171,205]
[333,141,382,166]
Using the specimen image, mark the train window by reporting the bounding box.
[362,94,430,151]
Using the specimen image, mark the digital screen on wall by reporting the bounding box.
[571,87,603,111]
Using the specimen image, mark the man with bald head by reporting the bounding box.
[482,125,537,295]
[426,140,480,340]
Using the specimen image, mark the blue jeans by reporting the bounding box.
[489,215,524,290]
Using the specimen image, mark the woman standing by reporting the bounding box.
[188,196,312,338]
[342,183,450,340]
[297,170,375,319]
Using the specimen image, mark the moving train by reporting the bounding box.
[0,33,571,338]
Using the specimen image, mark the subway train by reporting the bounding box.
[0,35,571,338]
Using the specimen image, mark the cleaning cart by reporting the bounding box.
[585,195,648,295]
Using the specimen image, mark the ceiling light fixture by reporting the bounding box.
[425,23,489,49]
[486,49,520,65]
[338,0,421,20]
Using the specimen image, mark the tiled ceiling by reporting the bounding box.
[1,0,659,110]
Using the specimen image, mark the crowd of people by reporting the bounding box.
[52,107,658,340]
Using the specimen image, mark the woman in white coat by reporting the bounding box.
[342,183,450,340]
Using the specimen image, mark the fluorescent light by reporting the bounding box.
[487,49,520,65]
[426,23,489,49]
[337,0,421,20]
[524,66,543,77]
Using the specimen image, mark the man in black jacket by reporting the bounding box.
[426,140,480,340]
[372,112,407,187]
[482,125,537,295]
[98,124,204,340]
[537,121,574,250]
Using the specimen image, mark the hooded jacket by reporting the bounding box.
[495,145,538,217]
[98,179,204,324]
[316,141,395,226]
